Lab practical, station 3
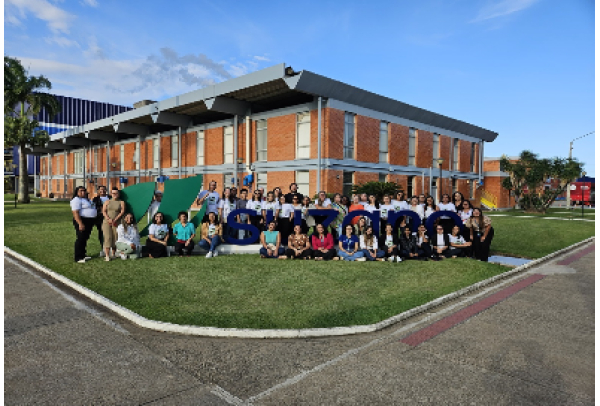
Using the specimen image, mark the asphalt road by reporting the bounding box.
[4,243,595,405]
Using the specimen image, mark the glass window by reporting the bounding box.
[256,119,267,162]
[224,126,234,164]
[470,143,476,172]
[134,142,139,170]
[223,172,234,187]
[452,178,457,193]
[296,113,311,159]
[153,138,160,169]
[344,112,355,159]
[407,175,414,198]
[408,128,416,166]
[171,135,178,167]
[453,138,459,171]
[120,144,125,171]
[343,171,354,197]
[433,133,439,166]
[256,172,267,190]
[470,181,474,199]
[379,121,388,163]
[75,151,84,174]
[94,148,98,172]
[296,171,310,196]
[379,173,387,183]
[197,130,205,166]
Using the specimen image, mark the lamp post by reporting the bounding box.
[581,171,587,218]
[436,157,444,199]
[236,158,244,187]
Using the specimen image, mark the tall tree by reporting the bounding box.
[501,150,583,213]
[4,56,60,203]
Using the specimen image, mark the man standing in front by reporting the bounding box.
[196,181,221,222]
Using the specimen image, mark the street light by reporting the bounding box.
[581,171,587,218]
[437,157,444,199]
[236,158,244,187]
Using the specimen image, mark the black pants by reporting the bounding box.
[440,218,455,235]
[175,241,194,256]
[278,217,292,247]
[472,227,494,261]
[146,239,168,258]
[400,248,419,259]
[382,246,398,258]
[250,215,263,233]
[417,243,432,258]
[447,247,463,257]
[313,249,336,260]
[285,248,312,259]
[73,217,95,262]
[300,219,309,235]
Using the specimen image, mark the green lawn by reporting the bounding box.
[4,199,593,329]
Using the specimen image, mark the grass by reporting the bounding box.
[4,199,593,329]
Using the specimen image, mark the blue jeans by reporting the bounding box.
[337,249,365,261]
[361,249,385,261]
[260,246,285,258]
[198,235,221,252]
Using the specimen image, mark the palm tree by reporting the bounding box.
[4,56,60,203]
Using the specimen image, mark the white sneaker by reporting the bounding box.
[356,257,367,262]
[396,257,403,262]
[206,252,213,258]
[212,251,218,258]
[105,256,111,262]
[77,259,86,264]
[120,253,127,260]
[388,256,395,262]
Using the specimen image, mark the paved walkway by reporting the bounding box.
[4,243,595,405]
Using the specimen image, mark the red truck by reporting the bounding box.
[570,180,595,206]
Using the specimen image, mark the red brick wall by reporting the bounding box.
[459,140,471,173]
[389,174,408,193]
[310,109,319,160]
[438,135,451,171]
[67,152,74,174]
[483,159,499,172]
[389,124,409,166]
[324,108,344,160]
[205,128,223,166]
[181,131,196,169]
[355,115,379,163]
[354,171,379,185]
[161,136,172,168]
[415,130,433,169]
[267,171,295,192]
[267,114,296,161]
[124,143,135,171]
[323,169,343,195]
[474,143,480,174]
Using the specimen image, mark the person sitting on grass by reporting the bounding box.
[337,224,365,261]
[285,224,312,260]
[311,223,338,261]
[116,213,140,260]
[198,212,223,258]
[415,224,432,259]
[431,224,450,261]
[260,221,286,259]
[146,212,169,259]
[448,225,471,258]
[360,225,385,261]
[399,225,420,260]
[380,223,401,262]
[173,211,195,257]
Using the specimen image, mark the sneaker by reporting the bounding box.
[206,252,213,258]
[77,259,87,264]
[212,251,218,258]
[388,256,395,262]
[120,253,128,260]
[104,256,111,262]
[396,257,403,262]
[356,257,367,262]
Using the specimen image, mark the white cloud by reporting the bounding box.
[471,0,539,23]
[44,35,79,48]
[5,0,75,33]
[253,55,270,62]
[81,0,98,6]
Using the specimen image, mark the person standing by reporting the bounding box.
[284,183,303,204]
[348,195,364,226]
[91,185,110,257]
[378,194,395,233]
[148,190,163,221]
[236,189,250,239]
[196,180,220,221]
[218,187,236,238]
[436,193,457,235]
[116,213,141,260]
[330,193,347,240]
[247,190,265,234]
[101,187,125,261]
[277,195,294,246]
[71,186,97,263]
[262,191,280,229]
[300,196,316,235]
[173,211,196,257]
[452,191,465,212]
[465,208,494,262]
[146,212,169,259]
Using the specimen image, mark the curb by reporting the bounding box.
[4,236,595,339]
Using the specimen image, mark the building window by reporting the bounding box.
[470,181,474,199]
[379,173,387,183]
[452,178,457,193]
[344,112,355,159]
[171,135,178,167]
[296,170,310,196]
[223,172,234,187]
[408,128,416,166]
[94,148,98,172]
[134,142,139,170]
[120,144,125,171]
[256,119,267,162]
[197,130,205,166]
[470,143,476,172]
[379,121,388,163]
[224,125,233,164]
[74,151,84,174]
[407,175,414,198]
[433,133,439,165]
[452,138,459,171]
[153,138,160,169]
[256,172,267,190]
[343,171,354,196]
[296,112,311,159]
[48,156,52,175]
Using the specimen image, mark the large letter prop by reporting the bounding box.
[424,211,463,236]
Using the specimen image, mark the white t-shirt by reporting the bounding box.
[359,201,368,207]
[437,202,456,219]
[198,190,220,214]
[391,200,409,212]
[117,224,140,246]
[384,235,394,247]
[417,234,427,247]
[449,234,466,245]
[409,204,425,220]
[218,199,237,223]
[424,206,436,218]
[262,201,280,216]
[247,200,264,216]
[316,198,332,208]
[360,235,378,250]
[278,203,294,218]
[99,196,110,204]
[379,204,395,220]
[148,223,168,240]
[292,204,304,219]
[459,209,473,224]
[208,224,217,237]
[435,234,446,247]
[70,197,97,218]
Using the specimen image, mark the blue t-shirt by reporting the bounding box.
[173,222,195,241]
[339,235,359,251]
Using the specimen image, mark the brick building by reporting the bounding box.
[36,64,498,207]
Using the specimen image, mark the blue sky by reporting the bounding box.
[4,0,595,175]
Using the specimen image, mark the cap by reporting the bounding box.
[154,190,163,195]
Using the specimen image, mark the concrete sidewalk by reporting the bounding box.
[5,242,595,405]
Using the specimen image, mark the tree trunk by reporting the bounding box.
[18,144,30,204]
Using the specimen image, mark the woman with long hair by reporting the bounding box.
[146,212,169,259]
[273,187,283,202]
[379,194,395,235]
[337,224,365,261]
[457,199,474,241]
[465,207,494,261]
[453,191,465,212]
[431,224,450,261]
[262,191,280,229]
[360,225,385,261]
[418,193,427,206]
[415,224,432,259]
[424,195,437,220]
[354,216,368,237]
[399,226,419,260]
[348,195,364,226]
[380,223,401,262]
[260,221,286,259]
[392,191,408,211]
[285,224,312,260]
[101,187,125,260]
[277,195,294,246]
[436,193,456,235]
[116,212,140,260]
[247,189,265,235]
[311,223,338,261]
[198,211,223,258]
[408,196,425,229]
[218,187,236,238]
[331,193,347,240]
[364,194,379,227]
[70,186,97,263]
[301,196,316,235]
[448,225,471,258]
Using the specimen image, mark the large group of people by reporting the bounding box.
[70,181,494,263]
